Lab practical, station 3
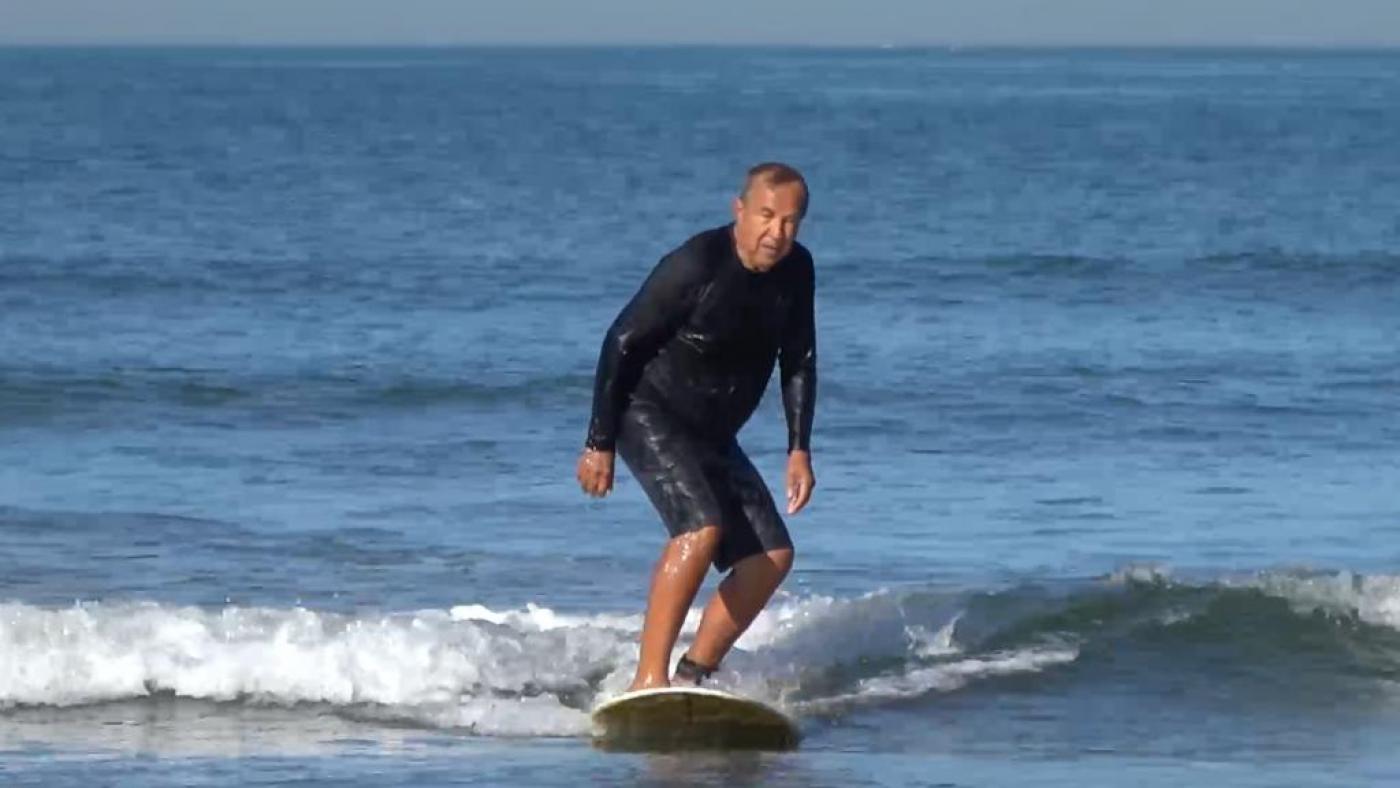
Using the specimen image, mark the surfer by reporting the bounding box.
[576,162,817,691]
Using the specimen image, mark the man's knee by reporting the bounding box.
[695,523,723,546]
[675,524,722,547]
[767,547,794,578]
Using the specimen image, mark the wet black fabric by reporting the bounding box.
[615,400,792,572]
[584,223,816,571]
[585,224,816,454]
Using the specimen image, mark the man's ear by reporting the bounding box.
[731,196,744,221]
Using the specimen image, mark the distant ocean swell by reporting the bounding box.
[0,367,595,424]
[5,251,1398,296]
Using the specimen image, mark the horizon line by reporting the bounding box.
[3,39,1400,51]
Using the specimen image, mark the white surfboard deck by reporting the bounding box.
[591,686,799,751]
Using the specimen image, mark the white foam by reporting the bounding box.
[0,601,630,735]
[1244,571,1400,630]
[5,597,843,731]
[800,644,1080,713]
[907,614,963,658]
[729,591,844,649]
[0,589,1056,735]
[1106,565,1400,632]
[448,602,639,633]
[733,588,929,658]
[1105,562,1174,586]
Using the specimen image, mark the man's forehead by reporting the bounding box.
[745,180,806,205]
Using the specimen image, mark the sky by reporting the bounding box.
[1,0,1398,47]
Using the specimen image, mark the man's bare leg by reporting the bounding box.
[628,525,722,691]
[681,548,794,674]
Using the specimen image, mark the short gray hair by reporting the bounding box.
[741,162,809,217]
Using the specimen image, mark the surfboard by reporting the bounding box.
[590,686,799,751]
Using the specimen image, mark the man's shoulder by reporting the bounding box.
[659,225,731,272]
[673,224,732,259]
[785,241,815,277]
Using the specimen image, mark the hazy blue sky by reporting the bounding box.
[1,0,1397,46]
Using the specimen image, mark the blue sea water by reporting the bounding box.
[2,45,1399,786]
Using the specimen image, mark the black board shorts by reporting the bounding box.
[616,400,793,573]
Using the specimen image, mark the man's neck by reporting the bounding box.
[730,226,764,273]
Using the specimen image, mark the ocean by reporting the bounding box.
[2,45,1398,786]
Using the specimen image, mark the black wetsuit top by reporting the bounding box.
[585,224,816,453]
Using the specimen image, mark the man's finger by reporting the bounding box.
[577,451,615,498]
[789,475,814,514]
[578,456,599,496]
[786,478,804,514]
[589,466,612,497]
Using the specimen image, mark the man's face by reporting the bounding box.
[732,179,806,272]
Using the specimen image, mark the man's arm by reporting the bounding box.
[578,249,701,498]
[586,250,699,451]
[779,255,817,513]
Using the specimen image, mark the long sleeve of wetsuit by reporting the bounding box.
[780,259,817,453]
[584,251,702,452]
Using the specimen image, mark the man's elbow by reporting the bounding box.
[606,327,644,360]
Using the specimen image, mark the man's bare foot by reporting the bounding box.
[627,679,669,692]
[627,670,670,692]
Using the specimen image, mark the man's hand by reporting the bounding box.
[785,450,815,515]
[577,449,615,498]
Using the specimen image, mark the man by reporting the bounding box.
[576,162,817,691]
